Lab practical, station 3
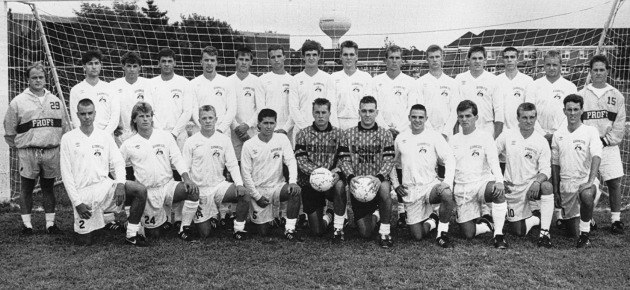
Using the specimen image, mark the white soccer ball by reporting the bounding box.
[310,168,335,192]
[352,177,377,202]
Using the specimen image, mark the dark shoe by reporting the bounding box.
[125,234,149,247]
[332,229,345,243]
[161,221,173,231]
[576,232,591,248]
[178,226,197,242]
[590,219,597,231]
[611,221,624,235]
[379,234,394,249]
[493,234,508,249]
[482,214,494,224]
[22,225,33,235]
[104,221,126,233]
[296,214,309,231]
[209,217,219,230]
[46,224,64,235]
[556,219,566,230]
[233,231,248,240]
[537,235,552,248]
[284,230,304,243]
[173,221,182,231]
[220,214,234,230]
[397,212,407,229]
[478,217,495,233]
[436,232,452,248]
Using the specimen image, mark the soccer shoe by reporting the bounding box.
[478,216,495,233]
[178,226,197,242]
[482,214,494,224]
[173,221,182,231]
[537,235,552,248]
[332,229,345,243]
[436,232,452,248]
[233,231,248,241]
[590,219,597,231]
[428,213,439,233]
[46,224,64,235]
[296,213,309,231]
[555,219,566,230]
[161,221,173,232]
[397,212,407,229]
[21,225,33,235]
[576,232,591,248]
[104,221,127,233]
[493,234,508,249]
[279,217,287,228]
[209,217,219,230]
[125,234,149,247]
[268,218,281,228]
[379,234,394,249]
[220,214,235,230]
[284,229,304,243]
[611,221,625,235]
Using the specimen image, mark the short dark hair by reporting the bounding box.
[258,108,277,123]
[360,96,378,109]
[502,47,519,56]
[201,46,219,58]
[456,100,478,116]
[312,98,331,111]
[130,102,154,132]
[25,61,46,78]
[409,104,427,115]
[340,40,358,53]
[385,45,402,59]
[467,46,486,59]
[267,44,285,55]
[516,102,537,118]
[563,94,584,109]
[589,54,610,70]
[199,104,216,116]
[158,48,176,60]
[82,49,103,65]
[426,45,442,55]
[121,51,142,65]
[77,98,94,110]
[301,40,322,56]
[235,47,255,61]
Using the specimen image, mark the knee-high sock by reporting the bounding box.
[172,201,184,222]
[492,202,507,236]
[540,195,554,233]
[180,200,199,232]
[524,216,540,235]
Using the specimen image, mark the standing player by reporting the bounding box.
[496,103,554,248]
[120,102,200,242]
[4,62,70,234]
[390,104,455,248]
[240,109,303,241]
[60,99,148,246]
[580,55,625,234]
[552,94,602,247]
[449,100,508,249]
[69,49,120,135]
[295,98,346,240]
[338,96,395,248]
[330,40,373,130]
[496,47,534,132]
[182,105,250,240]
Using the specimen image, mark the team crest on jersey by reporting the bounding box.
[273,152,280,159]
[282,84,290,95]
[315,86,322,92]
[135,145,141,149]
[172,89,183,99]
[212,150,221,157]
[395,90,402,96]
[137,94,144,100]
[575,144,583,151]
[353,86,360,92]
[154,144,165,156]
[525,152,533,159]
[75,142,81,147]
[94,149,102,156]
[244,90,252,97]
[401,139,407,144]
[471,150,480,157]
[252,149,258,155]
[215,87,225,97]
[173,94,180,99]
[470,145,482,157]
[419,147,427,154]
[441,90,449,97]
[511,140,516,145]
[554,94,561,100]
[558,136,563,141]
[514,91,521,98]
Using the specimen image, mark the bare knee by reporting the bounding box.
[541,181,553,195]
[239,192,252,203]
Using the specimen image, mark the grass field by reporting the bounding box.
[1,188,629,289]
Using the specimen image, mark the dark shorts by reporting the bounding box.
[172,170,182,182]
[126,166,136,181]
[301,184,333,214]
[350,192,378,222]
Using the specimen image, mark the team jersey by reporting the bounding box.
[330,70,373,130]
[4,88,70,148]
[292,69,338,129]
[241,133,297,200]
[415,72,459,135]
[525,76,577,135]
[579,84,626,147]
[370,72,417,131]
[455,70,502,135]
[69,79,120,135]
[391,129,455,188]
[449,129,503,184]
[146,74,192,137]
[110,77,154,143]
[294,123,343,187]
[496,72,534,130]
[60,128,126,207]
[551,124,602,180]
[338,122,395,181]
[256,72,296,133]
[190,74,236,134]
[182,131,243,187]
[120,128,188,188]
[229,73,262,130]
[496,128,551,186]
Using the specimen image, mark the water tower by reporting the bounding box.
[319,11,351,48]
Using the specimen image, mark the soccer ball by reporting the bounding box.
[310,168,335,192]
[352,177,377,202]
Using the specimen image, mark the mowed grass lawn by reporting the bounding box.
[1,189,629,289]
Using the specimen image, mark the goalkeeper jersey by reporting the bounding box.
[338,122,395,182]
[294,122,343,187]
[579,84,626,147]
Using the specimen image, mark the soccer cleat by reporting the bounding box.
[125,234,149,247]
[556,219,566,230]
[161,221,173,231]
[332,229,345,243]
[296,213,309,231]
[173,221,182,231]
[611,221,625,235]
[478,216,495,233]
[482,214,494,224]
[537,235,552,248]
[46,224,64,235]
[576,232,591,248]
[590,219,597,231]
[21,225,33,235]
[233,231,248,241]
[493,234,508,249]
[436,232,452,248]
[428,213,439,233]
[397,212,407,229]
[104,221,127,233]
[220,214,234,230]
[209,217,219,230]
[279,217,287,228]
[379,234,394,249]
[178,226,197,242]
[284,229,304,243]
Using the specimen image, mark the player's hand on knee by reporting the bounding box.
[76,203,92,220]
[395,185,409,197]
[493,182,505,198]
[527,181,541,200]
[256,196,270,208]
[436,182,451,197]
[114,183,126,206]
[236,185,249,197]
[288,183,301,196]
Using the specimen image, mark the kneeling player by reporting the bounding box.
[391,104,455,247]
[295,98,347,240]
[450,100,508,249]
[182,105,251,240]
[241,109,303,241]
[496,103,554,247]
[61,99,148,246]
[120,102,200,241]
[552,94,601,248]
[339,96,395,248]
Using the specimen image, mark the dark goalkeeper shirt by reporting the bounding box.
[295,122,344,187]
[338,122,395,183]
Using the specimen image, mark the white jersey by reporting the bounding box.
[496,72,534,130]
[241,133,297,200]
[110,77,154,143]
[525,76,577,135]
[330,70,373,130]
[371,72,417,131]
[292,69,338,129]
[69,80,120,135]
[146,74,192,136]
[496,128,551,186]
[551,124,602,180]
[229,73,262,130]
[256,72,296,133]
[190,74,236,134]
[455,70,502,135]
[392,129,455,187]
[182,132,243,187]
[60,128,126,207]
[415,72,459,135]
[120,129,188,188]
[449,129,503,184]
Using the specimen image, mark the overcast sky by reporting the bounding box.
[8,0,630,50]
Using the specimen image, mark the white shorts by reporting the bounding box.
[454,179,492,223]
[505,180,535,222]
[559,177,598,220]
[599,146,624,181]
[73,179,119,234]
[405,180,440,225]
[194,181,232,224]
[250,183,285,224]
[143,180,179,229]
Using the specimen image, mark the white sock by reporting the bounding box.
[373,210,380,223]
[334,214,345,230]
[323,212,332,227]
[492,202,507,236]
[398,203,405,214]
[125,206,131,218]
[425,218,437,231]
[126,223,140,238]
[45,213,55,228]
[475,223,491,236]
[21,214,32,228]
[219,203,230,219]
[103,212,116,224]
[611,212,621,223]
[540,195,554,232]
[285,218,297,231]
[579,220,590,233]
[437,222,449,237]
[180,200,199,232]
[524,216,540,235]
[173,201,183,223]
[379,223,390,236]
[233,220,245,232]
